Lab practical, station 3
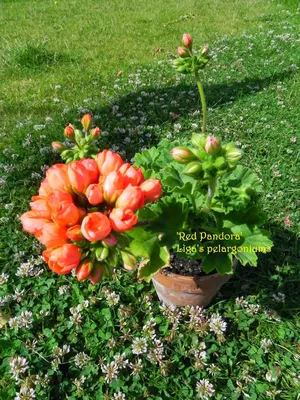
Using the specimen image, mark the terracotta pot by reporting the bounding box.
[152,259,238,308]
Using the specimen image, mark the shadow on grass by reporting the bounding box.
[217,224,299,319]
[87,69,295,158]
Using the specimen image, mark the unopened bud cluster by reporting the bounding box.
[171,134,242,180]
[173,33,210,74]
[52,114,100,163]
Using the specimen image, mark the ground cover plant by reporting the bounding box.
[0,0,299,399]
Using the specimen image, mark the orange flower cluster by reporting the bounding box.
[20,150,162,283]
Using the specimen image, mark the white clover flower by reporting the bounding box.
[272,292,285,303]
[113,353,128,368]
[207,363,220,376]
[209,314,227,335]
[9,311,33,329]
[58,285,70,295]
[0,273,9,285]
[132,337,147,355]
[196,379,215,399]
[129,359,143,376]
[235,296,249,308]
[16,261,43,277]
[15,386,36,400]
[261,338,272,353]
[74,352,90,369]
[113,392,126,400]
[9,356,29,380]
[101,361,119,383]
[246,304,261,315]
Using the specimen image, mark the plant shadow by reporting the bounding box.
[215,223,299,319]
[88,69,295,159]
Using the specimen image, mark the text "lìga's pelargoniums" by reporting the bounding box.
[20,146,162,283]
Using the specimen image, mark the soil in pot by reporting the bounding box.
[161,252,211,277]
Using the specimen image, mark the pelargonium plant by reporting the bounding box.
[132,34,274,279]
[20,116,164,283]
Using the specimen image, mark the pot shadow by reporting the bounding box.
[214,223,299,319]
[85,69,294,160]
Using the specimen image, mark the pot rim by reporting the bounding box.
[154,257,238,282]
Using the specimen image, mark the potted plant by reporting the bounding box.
[128,34,274,307]
[20,34,273,309]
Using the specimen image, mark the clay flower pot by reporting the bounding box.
[152,259,238,308]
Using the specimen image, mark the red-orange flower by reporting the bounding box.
[140,179,162,203]
[67,161,91,193]
[109,208,138,232]
[46,164,70,192]
[35,222,68,248]
[51,201,80,227]
[95,150,123,176]
[66,225,84,241]
[64,124,75,139]
[115,184,144,212]
[119,163,144,186]
[20,211,50,235]
[43,244,82,274]
[29,199,52,219]
[46,190,73,210]
[81,212,111,241]
[103,171,125,204]
[81,159,99,183]
[86,184,104,205]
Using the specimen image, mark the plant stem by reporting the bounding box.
[206,176,217,207]
[194,69,207,134]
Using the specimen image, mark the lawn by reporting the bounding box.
[0,0,299,399]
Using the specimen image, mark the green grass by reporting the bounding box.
[0,0,299,399]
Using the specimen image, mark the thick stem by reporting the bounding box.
[206,175,217,207]
[194,69,207,134]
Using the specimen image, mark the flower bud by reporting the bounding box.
[121,251,136,270]
[102,233,118,247]
[182,33,192,49]
[66,225,84,241]
[170,147,197,163]
[183,161,202,177]
[201,45,209,56]
[51,142,65,152]
[177,46,189,58]
[191,133,207,148]
[76,260,93,281]
[214,157,227,170]
[89,264,103,284]
[91,126,101,137]
[95,247,109,261]
[86,184,104,205]
[81,113,92,132]
[64,124,75,140]
[205,136,221,154]
[226,146,242,165]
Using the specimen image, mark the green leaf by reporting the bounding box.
[201,252,233,274]
[138,245,170,282]
[127,228,157,258]
[146,197,188,247]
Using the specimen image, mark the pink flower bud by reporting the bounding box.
[182,33,192,48]
[91,127,101,137]
[177,46,189,58]
[51,142,64,151]
[102,233,118,246]
[64,124,75,139]
[170,147,197,163]
[81,113,92,131]
[205,136,221,154]
[201,45,209,56]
